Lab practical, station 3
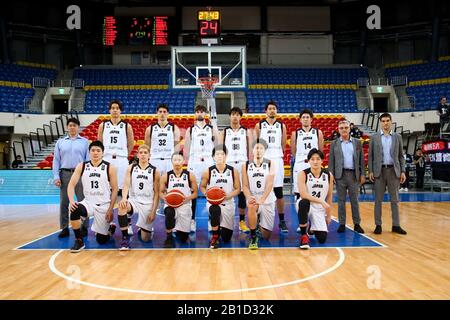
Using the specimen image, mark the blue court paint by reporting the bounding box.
[17,197,383,250]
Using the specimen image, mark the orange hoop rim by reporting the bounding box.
[197,76,220,88]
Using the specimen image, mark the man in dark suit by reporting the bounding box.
[328,120,365,233]
[368,113,407,235]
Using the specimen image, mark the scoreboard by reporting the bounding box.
[197,10,221,38]
[103,16,175,46]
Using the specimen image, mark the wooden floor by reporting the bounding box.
[0,201,449,300]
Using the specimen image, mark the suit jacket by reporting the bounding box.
[368,131,405,178]
[328,138,365,180]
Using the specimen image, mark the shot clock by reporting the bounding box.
[197,10,221,38]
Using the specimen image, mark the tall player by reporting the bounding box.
[291,109,324,199]
[118,144,160,250]
[184,105,219,232]
[98,100,134,234]
[67,141,118,253]
[242,139,277,249]
[255,101,288,232]
[221,107,250,233]
[297,149,333,249]
[160,153,198,248]
[200,145,241,249]
[144,103,181,175]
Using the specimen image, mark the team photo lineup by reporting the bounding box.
[1,0,450,304]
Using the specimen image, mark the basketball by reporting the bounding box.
[206,186,226,205]
[165,189,186,208]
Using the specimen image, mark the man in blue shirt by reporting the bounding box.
[52,118,90,238]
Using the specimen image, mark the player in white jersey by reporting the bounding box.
[184,105,219,232]
[118,144,160,250]
[242,139,277,249]
[67,141,119,253]
[98,100,134,234]
[98,100,134,190]
[144,104,181,174]
[297,149,333,249]
[221,107,250,233]
[200,145,241,249]
[255,101,288,233]
[291,109,324,198]
[159,153,198,248]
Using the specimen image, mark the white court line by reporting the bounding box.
[48,247,345,295]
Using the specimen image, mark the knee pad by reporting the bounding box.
[164,207,176,230]
[238,192,247,209]
[209,205,221,227]
[70,204,87,221]
[274,187,283,199]
[220,227,233,243]
[298,199,310,225]
[96,233,110,245]
[315,231,327,244]
[118,214,129,228]
[176,231,189,243]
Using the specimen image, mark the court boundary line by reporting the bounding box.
[48,248,345,295]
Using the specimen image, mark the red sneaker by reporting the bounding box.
[299,234,310,250]
[209,234,219,249]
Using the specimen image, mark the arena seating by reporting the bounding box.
[0,63,57,83]
[407,82,450,111]
[0,86,34,112]
[35,114,371,170]
[385,60,450,82]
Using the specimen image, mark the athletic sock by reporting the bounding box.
[73,228,82,240]
[279,213,285,221]
[239,214,245,222]
[121,229,128,239]
[166,232,172,240]
[250,229,256,238]
[300,226,307,235]
[212,230,219,236]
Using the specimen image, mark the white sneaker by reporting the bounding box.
[404,188,408,192]
[190,219,196,233]
[128,225,134,235]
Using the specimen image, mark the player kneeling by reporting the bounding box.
[297,149,333,249]
[242,139,277,249]
[67,141,118,253]
[160,153,198,248]
[118,144,160,250]
[200,145,241,249]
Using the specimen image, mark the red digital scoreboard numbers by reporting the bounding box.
[198,10,221,38]
[153,16,169,45]
[103,16,117,46]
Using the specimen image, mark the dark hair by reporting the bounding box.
[195,105,207,113]
[299,109,313,118]
[212,144,228,157]
[157,104,169,112]
[67,117,80,126]
[379,113,392,121]
[229,107,243,116]
[89,140,105,152]
[109,100,123,111]
[440,96,446,101]
[16,155,22,159]
[264,101,278,111]
[307,148,324,161]
[252,138,268,150]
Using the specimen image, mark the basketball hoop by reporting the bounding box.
[197,76,219,99]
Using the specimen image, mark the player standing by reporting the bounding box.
[255,101,288,232]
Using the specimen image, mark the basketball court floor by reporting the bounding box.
[0,193,449,299]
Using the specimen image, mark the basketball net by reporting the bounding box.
[198,76,219,131]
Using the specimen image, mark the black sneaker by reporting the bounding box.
[374,225,382,234]
[81,226,88,237]
[108,223,116,236]
[354,224,365,234]
[164,236,175,248]
[337,225,346,233]
[58,227,69,238]
[70,239,85,253]
[279,220,288,233]
[392,226,407,235]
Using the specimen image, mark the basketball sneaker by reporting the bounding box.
[70,239,85,253]
[299,234,310,250]
[190,219,196,233]
[239,221,250,233]
[119,238,130,251]
[248,236,259,250]
[210,234,219,249]
[279,220,288,233]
